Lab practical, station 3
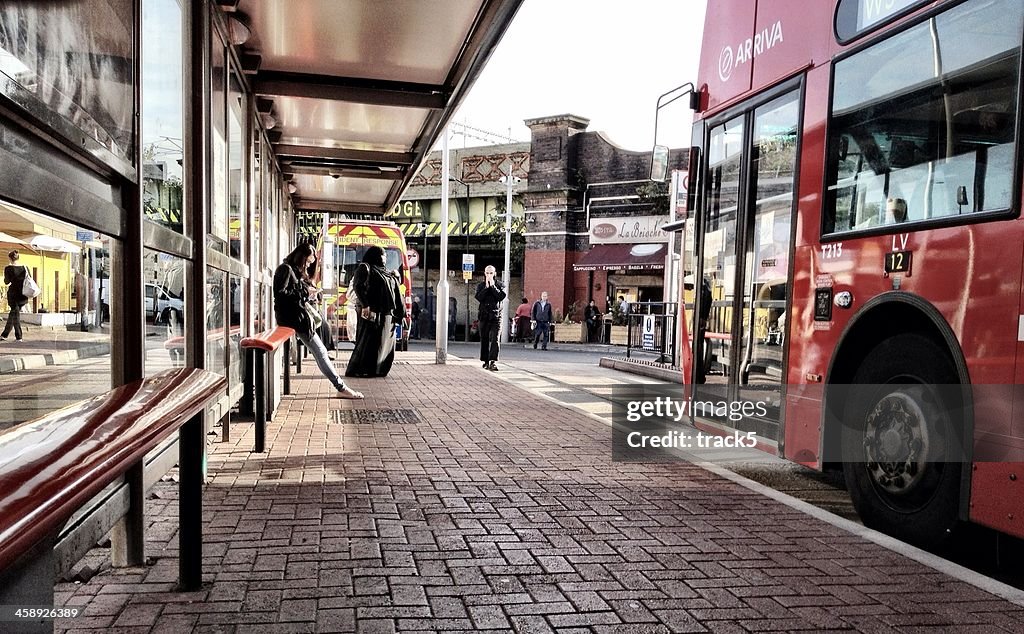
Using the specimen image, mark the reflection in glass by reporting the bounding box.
[209,32,227,250]
[228,72,245,259]
[228,274,242,387]
[738,91,799,434]
[144,249,185,375]
[141,0,184,233]
[826,0,1021,233]
[0,1,134,160]
[0,202,112,430]
[206,267,226,376]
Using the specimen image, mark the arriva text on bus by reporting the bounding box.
[719,20,784,83]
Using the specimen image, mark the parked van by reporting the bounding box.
[101,283,184,324]
[321,220,412,349]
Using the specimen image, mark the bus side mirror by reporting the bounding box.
[650,145,670,182]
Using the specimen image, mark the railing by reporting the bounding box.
[240,326,295,453]
[625,302,678,366]
[0,368,226,627]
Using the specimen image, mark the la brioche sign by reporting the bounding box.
[589,215,671,245]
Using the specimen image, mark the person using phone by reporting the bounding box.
[475,265,506,371]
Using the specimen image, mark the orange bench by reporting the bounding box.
[240,326,295,453]
[0,368,226,616]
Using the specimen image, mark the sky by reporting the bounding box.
[451,0,709,151]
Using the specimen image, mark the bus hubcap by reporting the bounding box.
[862,390,930,496]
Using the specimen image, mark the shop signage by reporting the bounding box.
[589,215,672,245]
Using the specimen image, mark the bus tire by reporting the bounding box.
[841,333,962,548]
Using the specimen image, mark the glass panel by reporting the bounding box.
[252,132,263,271]
[228,71,245,260]
[0,202,112,430]
[209,31,228,250]
[206,267,226,376]
[695,116,743,406]
[144,249,186,374]
[826,0,1022,233]
[0,1,134,160]
[141,0,184,234]
[737,91,799,439]
[228,274,243,387]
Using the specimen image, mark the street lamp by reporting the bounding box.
[498,171,520,343]
[450,176,471,342]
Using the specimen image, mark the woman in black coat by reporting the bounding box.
[274,243,363,399]
[345,246,406,378]
[2,250,28,341]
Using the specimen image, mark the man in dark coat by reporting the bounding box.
[475,265,506,371]
[532,291,553,350]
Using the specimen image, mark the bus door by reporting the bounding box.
[695,88,800,444]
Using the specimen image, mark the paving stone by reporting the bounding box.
[48,358,1024,632]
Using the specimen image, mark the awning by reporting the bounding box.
[28,234,81,253]
[573,243,667,272]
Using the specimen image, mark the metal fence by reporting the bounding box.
[625,302,678,366]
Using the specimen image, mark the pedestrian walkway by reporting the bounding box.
[0,327,109,374]
[54,351,1024,632]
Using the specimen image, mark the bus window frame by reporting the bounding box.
[833,0,932,45]
[821,0,1024,242]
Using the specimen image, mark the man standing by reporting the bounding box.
[410,296,421,339]
[532,291,553,350]
[475,265,506,371]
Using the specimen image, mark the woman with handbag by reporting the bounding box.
[274,243,363,399]
[2,250,29,342]
[345,246,406,378]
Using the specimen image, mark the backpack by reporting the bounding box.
[21,266,40,299]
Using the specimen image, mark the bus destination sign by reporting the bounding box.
[835,0,929,42]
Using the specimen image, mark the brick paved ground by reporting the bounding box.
[55,353,1024,632]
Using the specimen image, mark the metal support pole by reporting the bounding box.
[436,129,451,363]
[179,411,204,590]
[254,350,265,453]
[501,171,513,343]
[283,339,291,394]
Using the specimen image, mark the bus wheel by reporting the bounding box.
[841,334,962,548]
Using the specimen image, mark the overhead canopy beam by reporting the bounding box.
[254,71,448,109]
[293,198,386,214]
[283,164,405,181]
[273,144,416,167]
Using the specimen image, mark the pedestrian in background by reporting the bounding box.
[1,250,28,342]
[514,297,532,342]
[448,296,458,340]
[584,299,602,343]
[410,296,421,339]
[476,265,506,371]
[274,243,363,399]
[532,291,553,350]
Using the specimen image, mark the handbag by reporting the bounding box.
[22,266,40,299]
[303,303,323,330]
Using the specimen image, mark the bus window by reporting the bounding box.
[824,0,1022,234]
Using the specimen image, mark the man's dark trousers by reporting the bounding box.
[479,317,500,362]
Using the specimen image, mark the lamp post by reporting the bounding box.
[498,171,520,344]
[450,177,471,342]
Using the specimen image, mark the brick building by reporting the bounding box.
[391,115,687,333]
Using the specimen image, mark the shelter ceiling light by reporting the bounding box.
[287,182,297,194]
[258,112,277,130]
[226,13,251,46]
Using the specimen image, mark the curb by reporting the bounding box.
[599,356,682,382]
[0,343,111,375]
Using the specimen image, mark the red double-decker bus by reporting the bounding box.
[672,0,1024,546]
